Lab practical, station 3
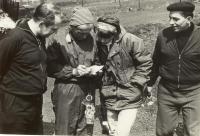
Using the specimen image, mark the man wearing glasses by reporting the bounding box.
[95,15,152,136]
[0,3,61,134]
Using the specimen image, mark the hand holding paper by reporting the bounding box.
[89,65,104,75]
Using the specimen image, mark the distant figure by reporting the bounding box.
[95,15,152,136]
[0,3,61,134]
[148,2,200,136]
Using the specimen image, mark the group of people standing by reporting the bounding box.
[0,1,200,136]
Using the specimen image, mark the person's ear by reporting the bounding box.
[185,16,192,26]
[39,21,45,28]
[186,16,193,22]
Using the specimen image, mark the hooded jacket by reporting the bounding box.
[0,19,47,95]
[98,27,152,110]
[47,29,98,84]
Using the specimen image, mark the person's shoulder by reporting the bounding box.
[123,32,143,43]
[8,27,25,39]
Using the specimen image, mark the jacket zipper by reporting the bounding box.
[35,37,45,91]
[175,41,184,89]
[178,54,181,89]
[17,27,45,91]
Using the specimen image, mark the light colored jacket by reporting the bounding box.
[99,27,152,110]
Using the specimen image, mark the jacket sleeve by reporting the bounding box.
[130,36,153,87]
[147,35,161,86]
[46,38,74,80]
[0,31,20,81]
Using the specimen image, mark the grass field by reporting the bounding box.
[41,0,200,135]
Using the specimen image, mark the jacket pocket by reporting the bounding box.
[116,83,142,102]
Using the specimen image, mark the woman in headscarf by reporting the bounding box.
[47,7,102,135]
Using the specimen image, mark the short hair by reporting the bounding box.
[180,11,194,18]
[97,15,121,34]
[33,3,58,26]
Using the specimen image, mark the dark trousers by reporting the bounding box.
[53,83,93,135]
[0,92,3,132]
[156,83,200,136]
[0,92,43,134]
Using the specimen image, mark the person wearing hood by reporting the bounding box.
[47,7,101,135]
[0,3,60,134]
[95,16,152,136]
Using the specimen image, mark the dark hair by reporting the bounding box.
[33,3,57,26]
[97,15,121,34]
[180,11,193,18]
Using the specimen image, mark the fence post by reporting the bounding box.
[119,0,121,7]
[138,0,141,10]
[81,0,84,6]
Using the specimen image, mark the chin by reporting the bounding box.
[173,28,180,33]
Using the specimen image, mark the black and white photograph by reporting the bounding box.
[0,0,200,136]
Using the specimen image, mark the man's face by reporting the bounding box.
[96,31,115,45]
[95,22,116,45]
[169,11,190,32]
[72,24,93,40]
[39,15,61,37]
[39,24,58,37]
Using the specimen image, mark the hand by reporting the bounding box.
[89,65,104,75]
[73,65,90,76]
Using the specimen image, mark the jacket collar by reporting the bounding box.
[16,19,33,33]
[107,26,127,59]
[113,26,127,43]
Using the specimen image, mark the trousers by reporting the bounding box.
[107,109,138,136]
[156,83,200,136]
[53,83,93,135]
[0,92,43,134]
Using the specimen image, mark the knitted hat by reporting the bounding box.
[97,15,121,33]
[167,2,195,12]
[69,7,94,26]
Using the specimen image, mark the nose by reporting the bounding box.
[169,19,175,26]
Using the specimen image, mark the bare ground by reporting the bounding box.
[42,1,200,135]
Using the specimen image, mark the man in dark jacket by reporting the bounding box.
[0,3,60,134]
[148,2,200,136]
[95,16,152,136]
